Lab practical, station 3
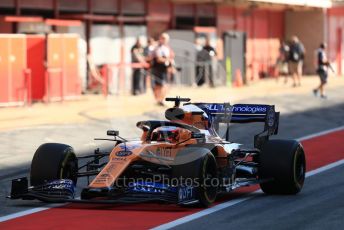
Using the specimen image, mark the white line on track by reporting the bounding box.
[297,125,344,141]
[0,204,62,223]
[1,126,344,224]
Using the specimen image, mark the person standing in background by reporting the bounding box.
[313,43,330,99]
[288,36,305,87]
[151,33,173,106]
[202,37,216,87]
[143,37,156,93]
[276,40,290,83]
[131,38,145,95]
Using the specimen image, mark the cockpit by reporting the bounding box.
[151,126,179,143]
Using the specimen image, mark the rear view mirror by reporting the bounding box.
[107,130,119,136]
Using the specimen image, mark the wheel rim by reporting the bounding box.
[294,149,305,186]
[62,160,78,184]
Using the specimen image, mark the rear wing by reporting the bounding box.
[192,103,279,147]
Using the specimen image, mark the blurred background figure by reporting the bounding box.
[288,36,305,87]
[195,36,216,87]
[131,37,145,95]
[203,36,217,88]
[313,43,330,99]
[167,47,176,84]
[151,33,174,106]
[143,37,156,93]
[276,40,290,83]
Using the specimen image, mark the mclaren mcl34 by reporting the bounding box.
[9,97,306,207]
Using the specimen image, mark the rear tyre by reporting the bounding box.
[173,152,218,207]
[259,139,306,194]
[30,143,78,186]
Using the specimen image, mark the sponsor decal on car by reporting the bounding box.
[156,148,172,157]
[111,157,127,161]
[119,143,140,151]
[200,103,268,114]
[178,185,196,203]
[128,182,176,194]
[232,104,268,114]
[116,151,133,157]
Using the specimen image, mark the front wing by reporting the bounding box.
[8,178,199,205]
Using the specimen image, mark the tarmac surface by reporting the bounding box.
[0,76,344,228]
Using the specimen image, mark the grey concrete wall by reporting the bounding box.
[285,9,326,74]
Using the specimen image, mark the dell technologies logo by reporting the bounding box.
[232,105,267,113]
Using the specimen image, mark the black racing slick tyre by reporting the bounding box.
[258,140,306,194]
[30,143,78,186]
[173,152,218,207]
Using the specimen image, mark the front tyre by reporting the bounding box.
[30,143,78,186]
[173,152,218,207]
[259,140,306,194]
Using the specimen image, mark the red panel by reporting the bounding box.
[216,6,235,35]
[147,0,171,37]
[328,7,344,16]
[0,17,12,33]
[268,11,284,38]
[0,37,10,104]
[336,28,342,75]
[27,35,46,101]
[253,10,269,39]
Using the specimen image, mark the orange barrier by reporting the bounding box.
[0,35,27,107]
[47,34,80,99]
[234,69,243,87]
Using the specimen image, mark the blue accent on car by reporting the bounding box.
[128,181,177,194]
[119,143,140,151]
[116,151,133,157]
[177,185,197,203]
[44,179,75,194]
[193,103,271,123]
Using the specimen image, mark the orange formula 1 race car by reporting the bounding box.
[9,97,306,207]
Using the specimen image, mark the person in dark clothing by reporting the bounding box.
[276,40,290,83]
[151,33,173,106]
[313,43,330,99]
[199,37,216,87]
[288,36,305,87]
[131,38,145,95]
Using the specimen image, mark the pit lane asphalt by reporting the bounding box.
[174,163,344,230]
[1,88,344,226]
